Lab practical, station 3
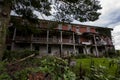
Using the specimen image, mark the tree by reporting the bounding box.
[0,0,101,60]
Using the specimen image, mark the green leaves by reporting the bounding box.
[37,56,76,80]
[9,0,101,22]
[53,0,102,22]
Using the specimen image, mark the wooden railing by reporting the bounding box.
[32,37,73,44]
[32,37,47,43]
[15,36,31,41]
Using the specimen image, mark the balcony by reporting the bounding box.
[15,36,31,42]
[82,40,92,45]
[96,39,107,46]
[32,37,73,45]
[96,38,113,46]
[62,39,73,44]
[13,36,75,45]
[32,37,47,43]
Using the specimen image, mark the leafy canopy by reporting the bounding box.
[6,0,102,22]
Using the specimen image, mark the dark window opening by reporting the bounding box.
[6,46,11,50]
[90,47,93,53]
[35,46,39,51]
[78,47,83,53]
[48,46,51,53]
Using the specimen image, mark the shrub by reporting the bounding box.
[107,49,116,58]
[1,56,76,80]
[0,61,12,80]
[37,56,76,80]
[0,73,12,80]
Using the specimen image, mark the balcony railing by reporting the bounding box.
[32,37,73,44]
[12,35,113,46]
[32,37,47,43]
[15,36,31,42]
[62,39,73,44]
[96,39,113,46]
[82,41,92,45]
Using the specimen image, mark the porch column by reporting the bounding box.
[84,45,88,55]
[93,34,99,57]
[30,34,33,51]
[60,31,63,57]
[73,32,76,54]
[105,45,108,57]
[11,28,16,50]
[47,30,49,54]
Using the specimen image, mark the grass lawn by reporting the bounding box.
[74,58,118,76]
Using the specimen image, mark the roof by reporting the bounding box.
[10,16,113,30]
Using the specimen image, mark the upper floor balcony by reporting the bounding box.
[15,36,31,42]
[96,38,113,46]
[32,37,74,45]
[82,41,92,45]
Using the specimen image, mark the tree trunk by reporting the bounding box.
[0,1,11,60]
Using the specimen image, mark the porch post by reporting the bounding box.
[47,30,49,54]
[30,34,33,51]
[93,34,99,57]
[11,28,16,50]
[73,32,76,54]
[84,45,88,55]
[60,31,63,57]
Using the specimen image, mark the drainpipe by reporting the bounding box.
[93,34,99,57]
[11,28,16,50]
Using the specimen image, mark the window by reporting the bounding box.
[48,46,51,54]
[6,46,11,50]
[87,27,90,32]
[68,25,72,31]
[76,26,79,33]
[35,46,39,51]
[58,24,62,30]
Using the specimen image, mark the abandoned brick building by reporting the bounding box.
[6,16,114,57]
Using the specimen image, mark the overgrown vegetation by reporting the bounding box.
[75,58,120,80]
[1,54,76,80]
[1,50,120,80]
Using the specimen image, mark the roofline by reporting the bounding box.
[10,16,113,30]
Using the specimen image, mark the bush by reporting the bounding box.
[1,56,76,80]
[0,61,12,80]
[37,56,76,80]
[0,73,12,80]
[105,49,116,58]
